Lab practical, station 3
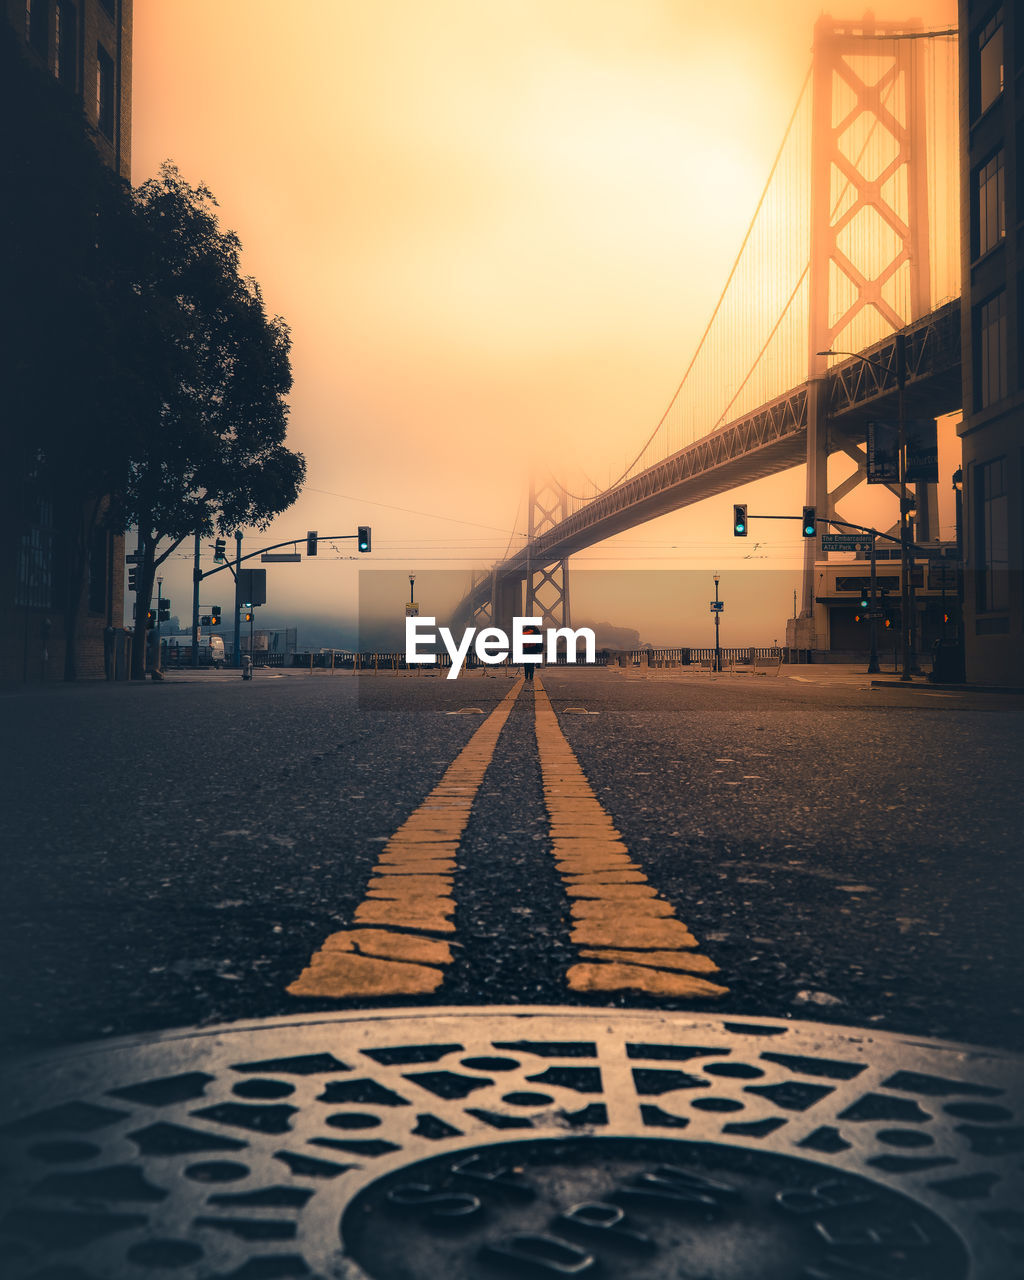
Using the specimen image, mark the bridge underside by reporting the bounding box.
[453,302,960,630]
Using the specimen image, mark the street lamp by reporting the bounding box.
[713,571,721,673]
[409,573,416,606]
[818,335,912,681]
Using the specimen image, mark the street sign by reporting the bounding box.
[867,609,886,620]
[710,601,724,612]
[405,603,419,617]
[929,562,958,590]
[822,533,874,553]
[261,553,301,563]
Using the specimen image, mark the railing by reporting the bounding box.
[291,648,785,671]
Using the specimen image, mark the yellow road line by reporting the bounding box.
[287,679,524,998]
[533,676,727,998]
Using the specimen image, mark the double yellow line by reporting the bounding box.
[288,675,725,1000]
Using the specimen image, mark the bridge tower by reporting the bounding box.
[525,475,572,631]
[801,14,935,641]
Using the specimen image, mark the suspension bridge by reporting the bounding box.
[454,14,961,657]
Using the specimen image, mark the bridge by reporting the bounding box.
[453,15,961,658]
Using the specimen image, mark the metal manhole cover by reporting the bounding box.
[0,1007,1021,1279]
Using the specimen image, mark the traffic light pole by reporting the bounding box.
[191,533,201,668]
[233,531,243,670]
[186,530,371,667]
[896,333,913,682]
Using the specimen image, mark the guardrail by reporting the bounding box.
[290,648,785,671]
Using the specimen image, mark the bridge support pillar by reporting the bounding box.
[525,475,572,631]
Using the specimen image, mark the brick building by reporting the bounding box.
[1,0,132,681]
[958,2,1023,685]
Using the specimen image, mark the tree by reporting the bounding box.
[123,164,305,679]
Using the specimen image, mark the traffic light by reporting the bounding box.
[158,597,170,622]
[358,525,372,553]
[200,615,212,626]
[244,611,253,623]
[853,613,863,624]
[859,590,870,609]
[128,567,138,592]
[211,606,221,626]
[733,504,748,537]
[883,617,893,629]
[307,530,318,557]
[214,538,226,562]
[145,609,156,629]
[801,506,817,537]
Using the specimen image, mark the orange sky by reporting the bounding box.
[132,0,959,643]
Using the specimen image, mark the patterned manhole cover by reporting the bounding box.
[0,1007,1020,1279]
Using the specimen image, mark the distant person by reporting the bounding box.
[522,624,543,681]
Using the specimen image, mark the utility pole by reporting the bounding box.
[896,333,913,682]
[155,576,162,673]
[867,538,880,675]
[191,533,201,668]
[233,530,243,669]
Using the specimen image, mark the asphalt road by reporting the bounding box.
[2,665,1022,1056]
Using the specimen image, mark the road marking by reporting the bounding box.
[533,677,727,999]
[287,679,525,998]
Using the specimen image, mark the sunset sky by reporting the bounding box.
[131,0,959,645]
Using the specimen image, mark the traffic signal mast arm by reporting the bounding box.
[739,513,921,552]
[196,532,369,580]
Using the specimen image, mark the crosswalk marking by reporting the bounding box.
[287,679,524,998]
[533,676,727,998]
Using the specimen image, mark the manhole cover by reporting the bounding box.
[0,1007,1020,1279]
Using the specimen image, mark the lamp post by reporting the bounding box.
[409,573,416,606]
[713,571,721,673]
[818,334,912,680]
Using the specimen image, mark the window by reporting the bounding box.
[15,500,56,610]
[974,150,1005,257]
[975,290,1007,409]
[25,0,48,59]
[95,43,114,137]
[976,10,1004,116]
[975,458,1008,613]
[54,1,77,88]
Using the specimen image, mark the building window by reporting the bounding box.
[974,150,1005,257]
[15,501,56,610]
[975,290,1007,409]
[975,458,1008,614]
[96,43,114,138]
[975,9,1004,116]
[26,0,49,59]
[54,1,77,89]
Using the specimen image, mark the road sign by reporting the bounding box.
[867,609,886,620]
[928,562,958,590]
[405,603,419,617]
[710,601,724,613]
[822,533,875,553]
[261,553,301,563]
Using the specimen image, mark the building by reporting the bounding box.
[1,0,132,681]
[958,2,1022,685]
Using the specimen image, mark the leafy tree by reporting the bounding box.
[124,164,305,679]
